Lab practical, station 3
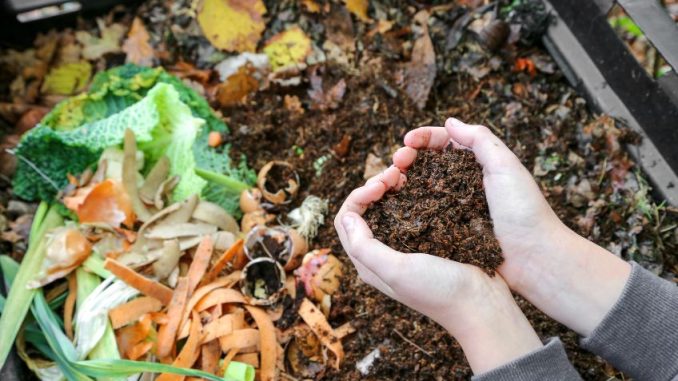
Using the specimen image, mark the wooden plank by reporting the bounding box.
[618,0,678,72]
[543,0,678,205]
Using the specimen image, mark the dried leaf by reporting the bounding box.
[75,19,125,60]
[263,26,312,72]
[344,0,370,22]
[403,11,436,109]
[197,0,267,53]
[308,69,346,110]
[215,66,260,107]
[123,18,154,66]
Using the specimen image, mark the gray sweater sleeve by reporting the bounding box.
[471,338,582,381]
[580,261,678,381]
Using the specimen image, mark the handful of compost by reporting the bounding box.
[364,148,503,274]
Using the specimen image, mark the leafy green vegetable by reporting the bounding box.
[13,64,255,216]
[0,203,64,369]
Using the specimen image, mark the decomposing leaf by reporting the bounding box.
[302,0,322,13]
[64,179,135,228]
[214,53,269,81]
[75,19,125,60]
[215,66,260,107]
[40,61,92,95]
[197,0,267,53]
[308,69,346,110]
[263,27,312,72]
[403,11,436,109]
[344,0,370,22]
[123,18,154,66]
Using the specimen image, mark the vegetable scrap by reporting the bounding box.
[1,123,341,380]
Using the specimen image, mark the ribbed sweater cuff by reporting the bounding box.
[581,262,678,381]
[471,337,581,381]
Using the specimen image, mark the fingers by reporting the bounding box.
[340,212,405,287]
[404,127,451,150]
[392,147,417,171]
[444,118,521,171]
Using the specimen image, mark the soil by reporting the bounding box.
[363,149,503,274]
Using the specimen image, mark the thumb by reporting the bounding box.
[444,118,521,172]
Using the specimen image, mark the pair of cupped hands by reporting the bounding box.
[334,118,631,373]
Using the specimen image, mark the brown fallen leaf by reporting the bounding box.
[16,107,49,135]
[283,95,304,115]
[344,0,370,22]
[403,11,436,110]
[123,18,154,67]
[215,66,259,107]
[308,69,346,110]
[197,0,267,53]
[169,62,213,85]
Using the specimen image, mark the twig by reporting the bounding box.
[393,329,432,358]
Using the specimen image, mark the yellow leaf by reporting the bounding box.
[41,61,92,95]
[301,0,321,13]
[197,0,267,53]
[344,0,370,22]
[263,26,312,72]
[123,17,154,66]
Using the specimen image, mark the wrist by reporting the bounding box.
[443,275,543,374]
[506,223,631,336]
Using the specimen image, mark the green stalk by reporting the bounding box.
[0,203,64,368]
[195,168,250,192]
[82,255,113,279]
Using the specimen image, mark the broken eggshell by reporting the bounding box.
[244,226,307,271]
[256,161,300,204]
[240,210,276,233]
[240,257,286,306]
[240,188,264,213]
[294,249,343,301]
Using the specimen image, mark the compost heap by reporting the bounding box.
[0,65,349,381]
[364,149,503,273]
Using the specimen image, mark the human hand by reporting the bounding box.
[334,167,543,374]
[394,118,631,336]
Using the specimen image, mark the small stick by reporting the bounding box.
[393,329,432,358]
